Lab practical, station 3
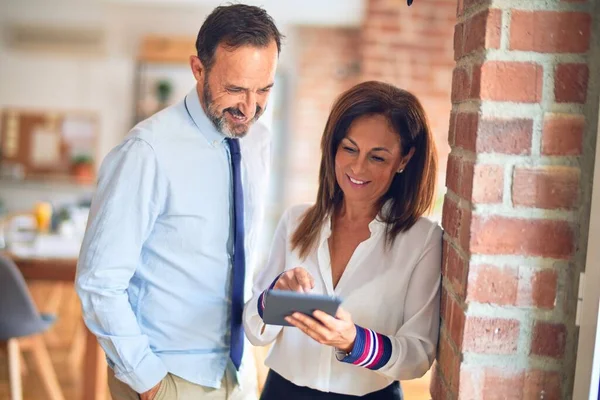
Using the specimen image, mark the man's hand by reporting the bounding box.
[273,267,315,293]
[139,380,162,400]
[285,307,357,352]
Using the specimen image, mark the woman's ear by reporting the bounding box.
[398,147,416,173]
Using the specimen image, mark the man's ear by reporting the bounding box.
[190,55,204,82]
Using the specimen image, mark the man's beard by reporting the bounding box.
[202,77,264,138]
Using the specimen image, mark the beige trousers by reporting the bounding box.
[107,367,235,400]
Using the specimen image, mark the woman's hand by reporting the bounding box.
[273,267,315,293]
[285,307,356,352]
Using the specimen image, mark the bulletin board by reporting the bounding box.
[0,108,98,182]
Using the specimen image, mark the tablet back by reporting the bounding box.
[263,290,343,326]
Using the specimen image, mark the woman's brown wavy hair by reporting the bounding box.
[290,81,438,259]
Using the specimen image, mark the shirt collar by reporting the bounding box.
[320,201,389,243]
[184,87,227,145]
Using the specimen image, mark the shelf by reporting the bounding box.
[138,35,195,64]
[0,176,95,190]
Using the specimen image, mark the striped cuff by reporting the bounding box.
[257,291,267,318]
[257,272,285,319]
[339,325,392,370]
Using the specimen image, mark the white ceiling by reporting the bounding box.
[105,0,365,26]
[1,0,366,28]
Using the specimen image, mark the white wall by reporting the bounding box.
[0,0,362,213]
[1,1,202,161]
[0,0,323,158]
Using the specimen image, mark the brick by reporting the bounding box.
[455,9,501,59]
[442,196,472,250]
[542,114,585,156]
[458,366,481,399]
[459,207,472,253]
[470,63,482,99]
[462,9,502,56]
[473,164,503,203]
[477,118,533,155]
[470,216,574,259]
[463,317,520,354]
[430,365,451,400]
[458,367,561,399]
[290,27,361,203]
[482,368,524,399]
[442,196,462,240]
[441,284,449,316]
[517,268,559,309]
[451,66,471,102]
[512,167,579,210]
[442,240,464,283]
[480,62,543,103]
[446,154,461,198]
[462,0,487,14]
[443,241,468,300]
[417,22,457,41]
[524,370,561,400]
[454,113,478,152]
[510,11,591,53]
[531,322,567,359]
[456,0,464,17]
[377,20,401,34]
[555,64,589,103]
[453,23,464,60]
[532,269,558,309]
[367,0,400,15]
[443,286,466,348]
[438,332,461,394]
[446,155,474,201]
[448,112,457,146]
[456,115,533,155]
[467,265,518,305]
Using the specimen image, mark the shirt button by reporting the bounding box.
[212,140,219,146]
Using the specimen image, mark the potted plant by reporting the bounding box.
[71,154,95,184]
[156,79,173,108]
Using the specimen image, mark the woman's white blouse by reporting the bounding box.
[243,204,442,396]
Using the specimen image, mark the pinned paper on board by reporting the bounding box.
[30,128,61,167]
[2,112,19,158]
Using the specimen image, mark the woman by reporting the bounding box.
[243,81,442,399]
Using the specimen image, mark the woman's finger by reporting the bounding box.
[312,310,342,330]
[286,316,327,343]
[291,312,332,338]
[294,268,314,291]
[273,278,291,291]
[335,307,352,322]
[291,274,306,293]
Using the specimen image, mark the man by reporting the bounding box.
[75,4,282,400]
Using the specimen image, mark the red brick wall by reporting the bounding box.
[287,0,456,210]
[285,1,599,398]
[285,27,361,205]
[361,0,457,206]
[432,0,598,398]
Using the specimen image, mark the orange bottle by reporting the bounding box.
[34,202,53,233]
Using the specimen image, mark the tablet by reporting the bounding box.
[262,289,343,326]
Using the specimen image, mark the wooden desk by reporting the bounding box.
[5,253,107,400]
